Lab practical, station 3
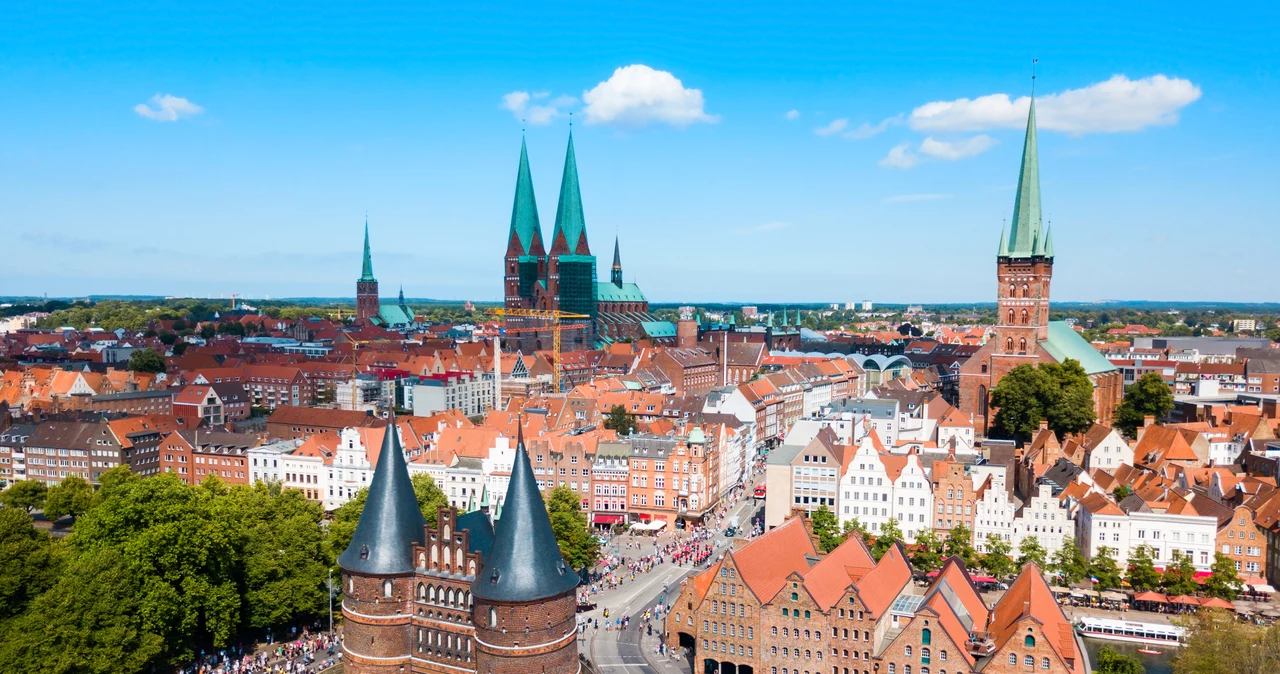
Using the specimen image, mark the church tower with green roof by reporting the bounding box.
[544,131,597,351]
[356,220,380,322]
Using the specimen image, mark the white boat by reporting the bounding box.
[1074,617,1185,647]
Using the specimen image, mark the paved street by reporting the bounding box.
[580,474,766,674]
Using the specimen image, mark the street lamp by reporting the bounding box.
[327,569,334,637]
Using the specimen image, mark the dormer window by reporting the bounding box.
[360,544,370,560]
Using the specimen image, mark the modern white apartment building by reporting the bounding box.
[1078,492,1219,571]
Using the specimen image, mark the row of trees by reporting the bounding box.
[0,469,456,673]
[809,507,1244,599]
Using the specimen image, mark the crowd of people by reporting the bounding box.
[181,629,340,674]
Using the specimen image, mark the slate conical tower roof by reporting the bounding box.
[338,421,426,575]
[552,132,588,254]
[360,220,376,282]
[508,138,542,255]
[999,99,1049,259]
[471,423,578,602]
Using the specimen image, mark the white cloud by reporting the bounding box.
[909,75,1201,135]
[501,91,577,126]
[883,193,954,203]
[582,65,717,127]
[878,135,996,169]
[133,94,203,122]
[918,134,998,160]
[814,119,848,136]
[879,143,919,169]
[785,109,800,120]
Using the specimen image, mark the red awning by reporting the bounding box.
[972,576,999,584]
[593,514,624,525]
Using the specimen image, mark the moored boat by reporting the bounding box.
[1075,617,1185,647]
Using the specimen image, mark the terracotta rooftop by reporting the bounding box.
[730,517,817,603]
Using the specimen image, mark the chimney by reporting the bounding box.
[1038,419,1049,431]
[1143,415,1155,429]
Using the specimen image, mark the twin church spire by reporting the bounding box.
[505,132,594,258]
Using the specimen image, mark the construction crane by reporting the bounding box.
[485,308,590,393]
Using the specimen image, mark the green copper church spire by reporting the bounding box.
[360,219,376,282]
[1000,99,1049,259]
[508,138,542,255]
[552,131,588,253]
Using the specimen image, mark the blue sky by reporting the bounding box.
[2,1,1277,303]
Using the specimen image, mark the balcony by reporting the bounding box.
[966,631,996,657]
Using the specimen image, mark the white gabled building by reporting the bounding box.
[1073,423,1134,471]
[1011,483,1073,555]
[886,449,933,542]
[974,473,1015,552]
[1078,490,1220,572]
[838,431,894,536]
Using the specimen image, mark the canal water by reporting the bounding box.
[1081,637,1174,674]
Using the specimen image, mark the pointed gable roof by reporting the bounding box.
[990,562,1084,674]
[337,419,425,575]
[1000,99,1049,259]
[731,516,816,603]
[802,534,876,610]
[855,542,913,619]
[471,422,579,602]
[508,138,543,255]
[551,133,589,254]
[360,219,376,282]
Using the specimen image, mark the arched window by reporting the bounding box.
[1021,284,1029,298]
[1024,656,1034,667]
[1008,654,1017,666]
[1019,338,1027,352]
[1041,657,1050,669]
[383,579,393,598]
[922,628,931,645]
[348,576,354,593]
[1008,284,1015,297]
[1021,309,1029,325]
[443,546,451,569]
[418,583,426,601]
[489,606,498,628]
[1008,309,1015,324]
[418,552,426,568]
[1025,634,1035,648]
[1006,337,1014,352]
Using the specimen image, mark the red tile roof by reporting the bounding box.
[731,517,817,603]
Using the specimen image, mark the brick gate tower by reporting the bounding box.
[470,422,581,674]
[337,422,427,673]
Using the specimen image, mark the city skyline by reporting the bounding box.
[2,2,1277,302]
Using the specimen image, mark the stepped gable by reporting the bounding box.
[337,418,427,575]
[732,516,817,602]
[471,422,579,603]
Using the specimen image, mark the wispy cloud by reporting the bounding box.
[785,109,801,121]
[918,135,998,160]
[883,193,955,204]
[814,119,848,136]
[815,115,901,139]
[879,143,919,169]
[133,94,204,122]
[501,90,577,125]
[909,74,1201,135]
[582,65,717,127]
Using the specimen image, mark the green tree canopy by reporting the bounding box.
[1096,645,1145,674]
[1162,550,1199,596]
[227,484,329,630]
[603,405,637,436]
[1016,536,1048,570]
[1203,552,1244,600]
[0,480,48,513]
[943,524,977,568]
[1172,608,1280,674]
[1114,372,1175,437]
[44,475,95,521]
[841,518,868,544]
[127,347,166,373]
[980,535,1016,580]
[871,518,902,561]
[1089,546,1124,590]
[989,359,1097,440]
[545,485,599,571]
[1051,536,1089,584]
[810,504,842,553]
[411,473,449,520]
[1126,544,1161,592]
[0,508,63,622]
[911,529,944,573]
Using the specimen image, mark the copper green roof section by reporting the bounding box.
[508,139,542,255]
[1039,321,1116,375]
[595,281,646,303]
[360,220,376,282]
[1001,100,1049,259]
[553,133,588,254]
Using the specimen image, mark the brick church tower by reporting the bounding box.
[356,221,381,323]
[338,422,427,673]
[470,423,581,674]
[959,100,1055,433]
[503,139,548,352]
